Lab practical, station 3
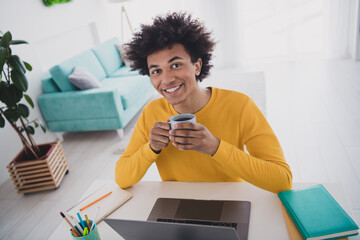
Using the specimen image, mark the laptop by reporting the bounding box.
[105,198,251,240]
[104,218,239,240]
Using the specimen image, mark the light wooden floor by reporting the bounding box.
[0,58,359,239]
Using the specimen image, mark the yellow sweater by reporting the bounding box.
[115,87,292,193]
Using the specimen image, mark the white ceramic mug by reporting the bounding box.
[169,114,196,129]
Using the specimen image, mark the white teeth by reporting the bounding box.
[165,85,180,93]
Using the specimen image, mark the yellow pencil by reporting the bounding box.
[85,214,91,230]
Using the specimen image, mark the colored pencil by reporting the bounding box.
[60,212,81,236]
[85,214,91,229]
[67,213,84,235]
[80,191,112,211]
[70,229,79,237]
[77,212,85,229]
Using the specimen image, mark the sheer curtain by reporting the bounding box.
[236,0,352,66]
[325,0,352,59]
[196,0,353,67]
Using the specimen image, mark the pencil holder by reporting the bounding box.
[71,220,101,240]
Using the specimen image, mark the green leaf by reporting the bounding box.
[39,120,46,133]
[0,83,23,107]
[26,125,35,135]
[4,108,20,122]
[0,114,5,127]
[0,32,12,48]
[23,61,32,71]
[34,120,39,128]
[0,48,6,73]
[17,103,29,118]
[11,70,28,92]
[24,94,34,108]
[9,55,26,74]
[19,126,24,132]
[9,40,28,45]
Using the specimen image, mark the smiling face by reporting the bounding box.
[147,44,203,110]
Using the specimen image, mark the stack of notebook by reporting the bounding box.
[278,184,359,240]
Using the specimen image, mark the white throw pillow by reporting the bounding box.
[68,66,101,90]
[115,43,133,68]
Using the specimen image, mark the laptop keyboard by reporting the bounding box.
[156,218,238,229]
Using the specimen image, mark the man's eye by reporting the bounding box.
[152,69,161,74]
[171,63,181,69]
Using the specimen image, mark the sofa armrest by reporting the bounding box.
[37,88,125,122]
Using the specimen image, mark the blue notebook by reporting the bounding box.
[278,184,359,240]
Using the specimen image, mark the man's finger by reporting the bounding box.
[154,121,171,130]
[169,129,198,138]
[172,141,195,150]
[153,135,170,144]
[173,122,203,130]
[170,135,197,145]
[152,127,170,137]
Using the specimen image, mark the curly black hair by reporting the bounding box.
[124,12,216,82]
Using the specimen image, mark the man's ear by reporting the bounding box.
[195,58,202,76]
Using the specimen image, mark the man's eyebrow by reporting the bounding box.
[168,56,183,63]
[149,64,159,70]
[148,56,183,70]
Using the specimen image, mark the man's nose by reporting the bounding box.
[162,69,176,83]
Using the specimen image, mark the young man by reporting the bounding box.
[115,12,292,193]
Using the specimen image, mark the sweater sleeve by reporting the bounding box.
[211,98,292,193]
[115,109,159,189]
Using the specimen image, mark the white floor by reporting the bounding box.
[0,58,359,239]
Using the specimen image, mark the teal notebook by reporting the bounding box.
[278,184,359,240]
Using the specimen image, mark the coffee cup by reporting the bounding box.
[169,114,196,129]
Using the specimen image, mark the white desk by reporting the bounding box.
[50,181,354,240]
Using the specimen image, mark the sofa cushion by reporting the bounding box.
[115,43,132,67]
[109,66,140,78]
[91,38,124,76]
[50,50,106,92]
[68,66,101,90]
[101,75,152,110]
[41,77,60,93]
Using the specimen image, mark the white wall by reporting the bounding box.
[348,0,360,60]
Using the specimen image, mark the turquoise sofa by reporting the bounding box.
[38,38,154,138]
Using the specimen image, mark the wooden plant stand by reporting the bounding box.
[6,141,69,194]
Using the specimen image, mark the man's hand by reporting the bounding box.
[169,122,220,156]
[149,121,171,153]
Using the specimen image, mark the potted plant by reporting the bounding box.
[0,30,68,194]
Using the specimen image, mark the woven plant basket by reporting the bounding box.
[6,141,68,194]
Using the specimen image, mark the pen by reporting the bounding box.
[60,212,81,237]
[90,207,100,231]
[68,213,84,234]
[67,213,84,235]
[77,212,85,229]
[80,191,112,211]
